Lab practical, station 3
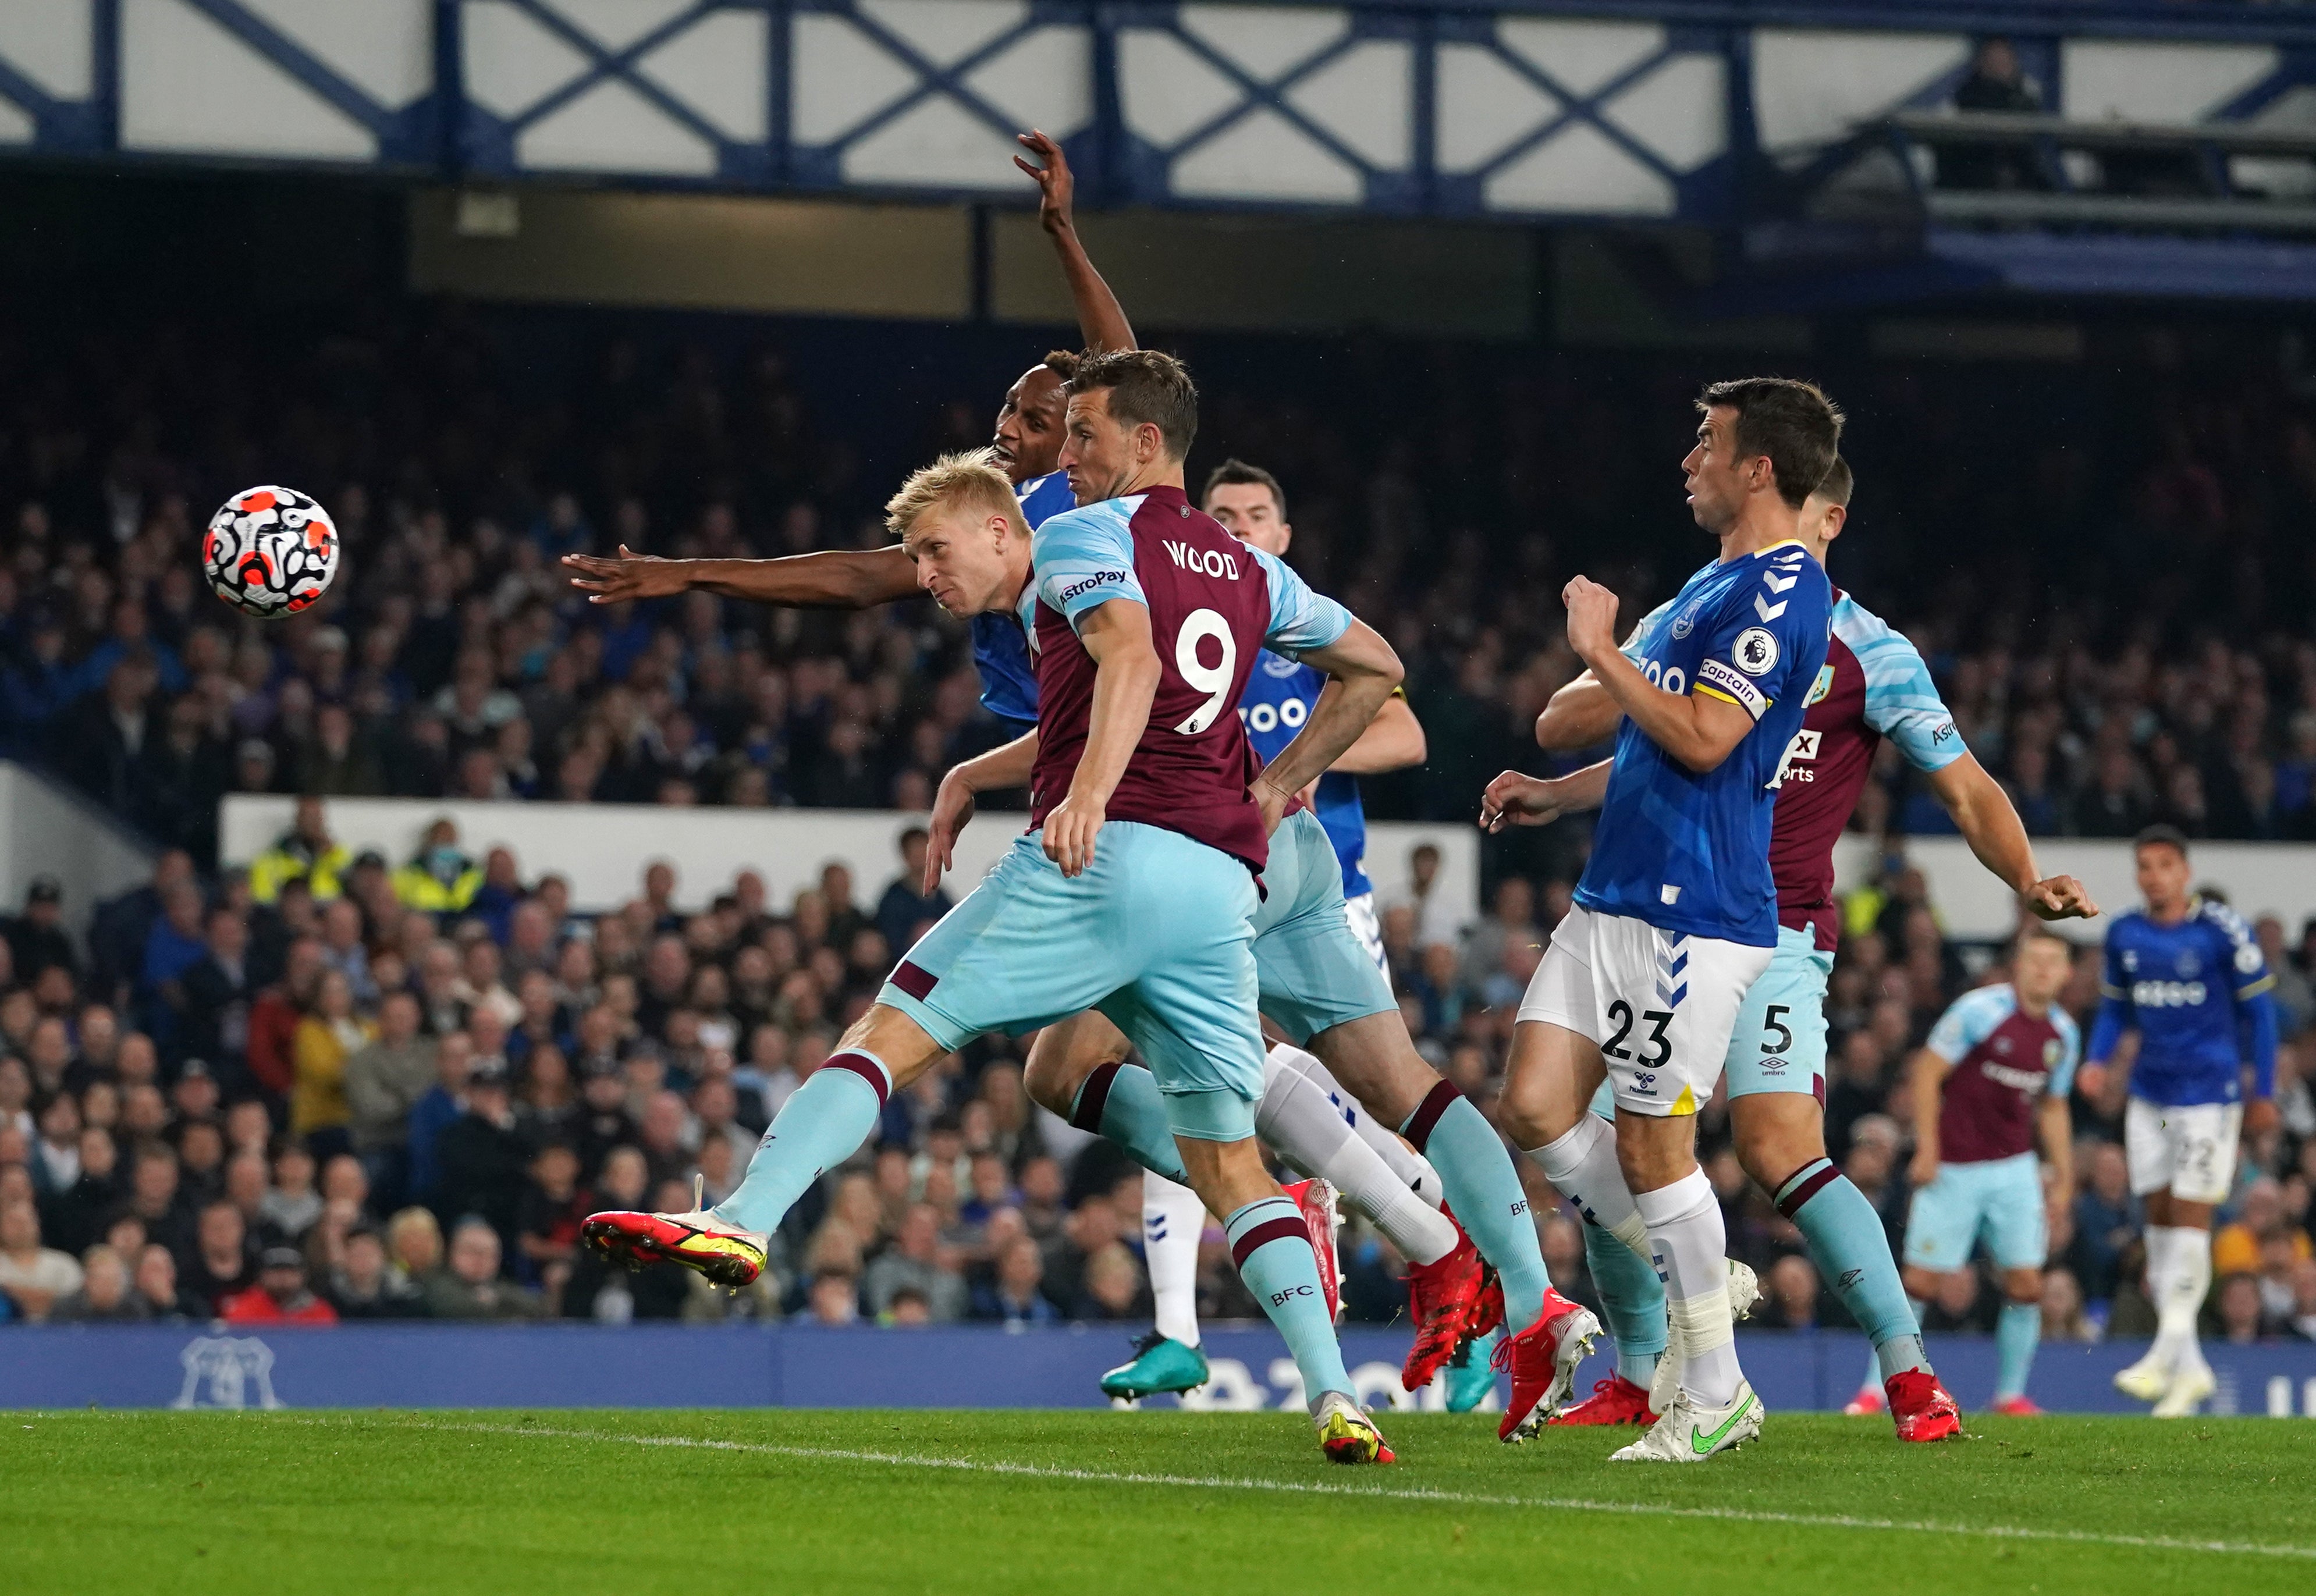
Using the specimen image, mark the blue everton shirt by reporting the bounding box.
[1576,541,1832,947]
[2089,899,2278,1107]
[967,470,1075,727]
[1238,650,1375,898]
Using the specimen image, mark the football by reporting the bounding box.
[201,484,340,619]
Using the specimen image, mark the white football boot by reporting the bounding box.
[2151,1363,2216,1418]
[2112,1349,2172,1405]
[1611,1378,1763,1463]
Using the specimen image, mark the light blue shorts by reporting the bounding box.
[880,822,1263,1141]
[1903,1151,2047,1272]
[1585,923,1832,1120]
[1250,808,1398,1046]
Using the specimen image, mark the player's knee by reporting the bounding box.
[1731,1103,1827,1194]
[2002,1269,2042,1306]
[1494,1074,1567,1151]
[1019,1047,1082,1118]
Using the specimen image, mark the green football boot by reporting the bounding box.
[1100,1332,1210,1400]
[1443,1325,1502,1413]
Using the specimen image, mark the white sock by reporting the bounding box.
[1635,1168,1742,1408]
[1257,1046,1457,1266]
[1142,1171,1206,1347]
[2151,1225,2212,1374]
[1530,1114,1652,1261]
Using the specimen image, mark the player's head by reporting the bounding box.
[1800,455,1851,561]
[1061,349,1197,505]
[1202,458,1290,556]
[885,450,1031,617]
[990,351,1078,485]
[2133,824,2192,914]
[1685,377,1844,535]
[2012,925,2075,1006]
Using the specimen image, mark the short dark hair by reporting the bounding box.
[1697,378,1845,509]
[1071,349,1198,460]
[1814,455,1853,508]
[1202,458,1285,520]
[2134,823,2190,859]
[1038,349,1079,383]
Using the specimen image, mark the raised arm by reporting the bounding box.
[1043,599,1160,876]
[564,545,919,609]
[1926,753,2095,920]
[1564,576,1754,774]
[1252,619,1402,829]
[1016,130,1135,355]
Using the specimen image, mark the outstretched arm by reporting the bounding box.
[564,545,918,609]
[1016,130,1135,354]
[1925,753,2096,920]
[1253,620,1402,831]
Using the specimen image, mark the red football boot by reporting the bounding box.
[1547,1374,1657,1427]
[1990,1394,2043,1417]
[1281,1179,1341,1320]
[1494,1289,1603,1441]
[1887,1369,1963,1441]
[1401,1216,1488,1391]
[581,1202,766,1289]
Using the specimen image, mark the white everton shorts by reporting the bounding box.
[1516,904,1772,1117]
[2125,1097,2243,1206]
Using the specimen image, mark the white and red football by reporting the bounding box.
[201,485,340,619]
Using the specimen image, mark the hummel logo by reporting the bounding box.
[1764,573,1799,593]
[1755,595,1787,621]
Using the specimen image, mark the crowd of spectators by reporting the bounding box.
[0,794,2311,1348]
[6,304,2316,879]
[2,299,2315,1346]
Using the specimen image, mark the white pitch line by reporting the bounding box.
[305,1417,2316,1563]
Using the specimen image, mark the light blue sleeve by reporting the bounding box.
[1032,500,1144,629]
[1692,546,1831,723]
[1835,600,1966,773]
[1245,543,1352,659]
[2047,1011,2081,1099]
[1925,986,2015,1063]
[1619,598,1676,666]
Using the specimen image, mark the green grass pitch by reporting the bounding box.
[6,1409,2310,1594]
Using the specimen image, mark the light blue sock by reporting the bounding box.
[712,1049,890,1235]
[1995,1300,2040,1401]
[1070,1062,1189,1184]
[1583,1218,1667,1388]
[1226,1193,1352,1406]
[1869,1296,1932,1392]
[1404,1085,1551,1330]
[1777,1158,1929,1384]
